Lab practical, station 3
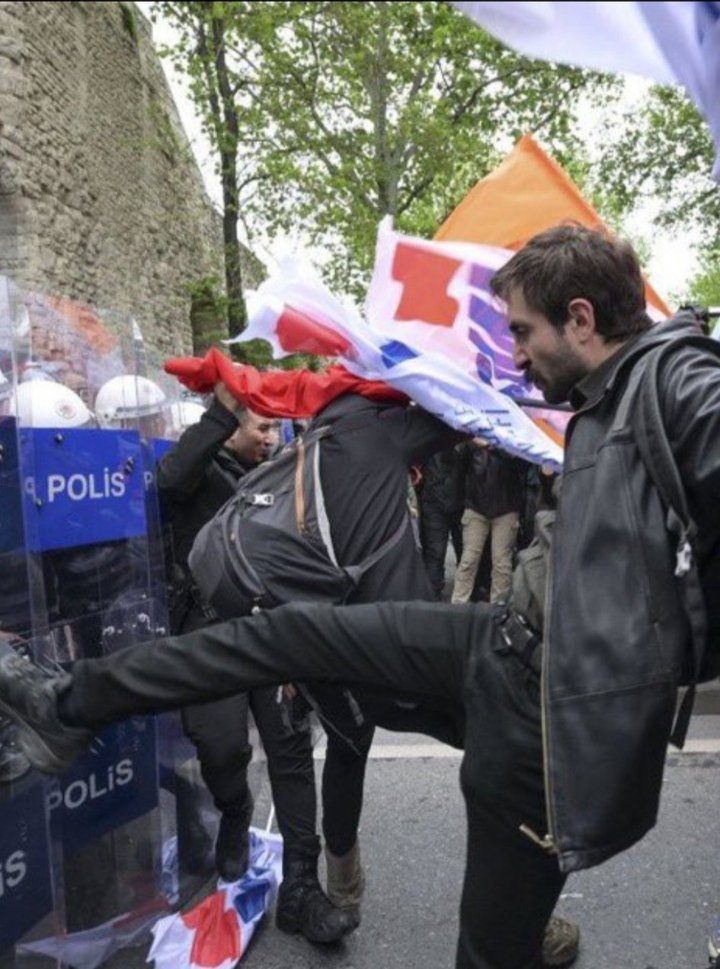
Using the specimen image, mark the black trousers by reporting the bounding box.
[306,683,375,857]
[179,608,319,862]
[420,503,463,600]
[63,601,565,969]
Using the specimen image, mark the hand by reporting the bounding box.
[214,381,243,416]
[282,683,297,701]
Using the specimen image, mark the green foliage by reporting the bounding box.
[120,2,139,44]
[687,250,720,308]
[593,85,720,246]
[155,0,618,303]
[146,100,184,165]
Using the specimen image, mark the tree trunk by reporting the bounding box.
[213,13,246,339]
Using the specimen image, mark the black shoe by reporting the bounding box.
[276,858,357,944]
[215,812,250,882]
[0,643,92,774]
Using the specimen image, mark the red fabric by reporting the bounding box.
[275,306,353,356]
[164,348,407,418]
[181,891,241,967]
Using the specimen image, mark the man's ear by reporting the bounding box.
[566,298,596,344]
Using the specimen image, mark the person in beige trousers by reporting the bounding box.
[451,438,526,604]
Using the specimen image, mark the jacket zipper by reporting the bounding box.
[520,467,573,856]
[537,536,558,853]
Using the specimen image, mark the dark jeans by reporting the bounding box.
[420,503,463,600]
[63,601,564,969]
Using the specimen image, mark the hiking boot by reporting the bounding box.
[276,857,357,944]
[0,643,92,775]
[709,925,720,967]
[215,811,251,883]
[325,840,365,926]
[542,916,580,967]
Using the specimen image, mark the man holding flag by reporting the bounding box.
[1,224,719,969]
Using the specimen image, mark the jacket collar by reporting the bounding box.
[568,313,703,412]
[568,337,641,411]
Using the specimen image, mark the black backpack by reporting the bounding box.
[187,421,407,619]
[620,332,720,745]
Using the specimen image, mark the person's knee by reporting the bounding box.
[197,739,252,775]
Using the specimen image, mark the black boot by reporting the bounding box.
[276,857,357,943]
[215,810,251,882]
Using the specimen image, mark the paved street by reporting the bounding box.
[234,690,720,969]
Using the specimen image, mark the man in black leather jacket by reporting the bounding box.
[3,225,718,969]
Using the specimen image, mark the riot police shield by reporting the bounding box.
[0,283,171,967]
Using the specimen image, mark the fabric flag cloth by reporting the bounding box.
[451,1,720,180]
[233,233,564,467]
[148,829,283,969]
[435,134,670,318]
[165,348,406,419]
[434,133,670,445]
[209,137,673,467]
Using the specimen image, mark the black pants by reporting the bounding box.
[63,601,564,969]
[420,504,463,600]
[306,683,375,857]
[181,689,319,862]
[179,608,319,862]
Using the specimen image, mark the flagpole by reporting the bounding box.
[513,397,572,412]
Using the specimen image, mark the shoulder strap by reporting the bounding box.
[344,515,410,583]
[629,335,720,747]
[301,409,408,572]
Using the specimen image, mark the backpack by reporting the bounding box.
[619,332,720,745]
[187,420,408,619]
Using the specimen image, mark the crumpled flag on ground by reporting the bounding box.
[148,829,283,969]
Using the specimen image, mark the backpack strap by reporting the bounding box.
[628,335,720,747]
[302,411,410,576]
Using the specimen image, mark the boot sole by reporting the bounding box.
[543,952,579,968]
[276,910,354,944]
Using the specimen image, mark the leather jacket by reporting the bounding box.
[540,313,720,873]
[460,442,526,519]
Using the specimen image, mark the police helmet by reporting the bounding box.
[95,375,167,429]
[0,371,10,417]
[167,399,206,437]
[9,380,93,428]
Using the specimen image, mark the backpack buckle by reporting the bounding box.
[248,493,274,507]
[675,538,693,577]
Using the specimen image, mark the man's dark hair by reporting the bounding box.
[490,224,653,342]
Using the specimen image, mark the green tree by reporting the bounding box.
[155,1,278,338]
[593,85,720,244]
[155,0,618,304]
[687,251,720,308]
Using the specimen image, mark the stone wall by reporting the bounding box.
[0,1,262,357]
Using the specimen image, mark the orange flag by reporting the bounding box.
[435,134,669,317]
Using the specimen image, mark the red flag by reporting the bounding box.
[165,348,407,419]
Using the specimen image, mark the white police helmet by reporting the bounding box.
[95,375,167,429]
[167,400,205,436]
[0,370,11,416]
[9,380,93,428]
